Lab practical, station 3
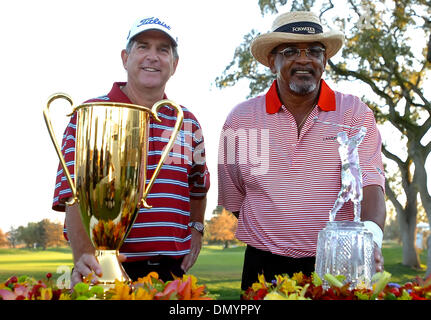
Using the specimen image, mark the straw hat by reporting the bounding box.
[251,11,344,67]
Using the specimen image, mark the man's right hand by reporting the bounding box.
[71,253,103,288]
[71,253,127,289]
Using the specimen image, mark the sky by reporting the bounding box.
[0,0,429,232]
[0,0,274,232]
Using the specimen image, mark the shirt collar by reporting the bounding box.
[265,79,336,114]
[109,82,168,103]
[109,82,132,103]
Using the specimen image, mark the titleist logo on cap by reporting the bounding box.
[137,17,171,30]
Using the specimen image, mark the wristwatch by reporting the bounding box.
[188,221,204,235]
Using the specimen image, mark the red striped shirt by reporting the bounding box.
[218,80,384,258]
[52,82,210,261]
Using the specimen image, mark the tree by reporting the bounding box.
[0,228,9,247]
[206,206,238,248]
[15,219,67,249]
[215,0,431,275]
[6,227,19,248]
[17,222,40,248]
[41,219,67,248]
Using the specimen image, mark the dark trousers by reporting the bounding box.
[241,245,316,291]
[122,257,185,282]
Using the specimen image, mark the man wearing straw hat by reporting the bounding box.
[218,11,386,292]
[52,16,210,288]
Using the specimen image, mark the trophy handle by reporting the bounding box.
[140,99,184,208]
[43,93,78,205]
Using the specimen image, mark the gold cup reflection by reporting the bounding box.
[44,94,183,289]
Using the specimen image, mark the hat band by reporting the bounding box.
[274,21,323,35]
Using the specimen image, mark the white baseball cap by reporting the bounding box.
[126,16,179,48]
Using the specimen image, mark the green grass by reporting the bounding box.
[0,247,74,282]
[189,245,245,300]
[381,241,428,284]
[0,243,428,300]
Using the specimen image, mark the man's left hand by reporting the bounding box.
[181,229,202,272]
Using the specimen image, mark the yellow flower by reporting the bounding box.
[59,293,72,300]
[275,275,300,294]
[286,293,310,300]
[39,287,53,300]
[252,274,268,291]
[292,272,304,284]
[299,283,310,298]
[110,280,133,300]
[133,287,155,300]
[264,291,289,300]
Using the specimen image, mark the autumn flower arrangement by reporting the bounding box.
[2,271,431,300]
[0,272,213,300]
[242,271,431,300]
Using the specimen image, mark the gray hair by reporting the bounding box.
[125,40,179,60]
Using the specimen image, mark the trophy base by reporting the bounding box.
[315,221,374,289]
[94,249,131,291]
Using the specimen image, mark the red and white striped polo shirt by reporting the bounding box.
[218,79,385,258]
[52,82,210,261]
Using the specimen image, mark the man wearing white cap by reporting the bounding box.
[52,16,210,287]
[218,11,386,293]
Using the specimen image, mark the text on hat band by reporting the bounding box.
[274,21,323,35]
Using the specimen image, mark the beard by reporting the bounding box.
[289,80,317,95]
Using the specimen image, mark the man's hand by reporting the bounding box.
[71,253,102,287]
[71,253,127,288]
[181,229,202,272]
[374,243,384,273]
[182,197,206,272]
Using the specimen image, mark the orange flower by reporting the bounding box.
[110,280,133,300]
[136,272,159,286]
[134,287,156,300]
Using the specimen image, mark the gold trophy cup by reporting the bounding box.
[43,93,183,289]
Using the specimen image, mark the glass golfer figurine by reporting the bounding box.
[329,127,367,223]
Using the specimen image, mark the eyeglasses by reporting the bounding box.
[275,47,326,60]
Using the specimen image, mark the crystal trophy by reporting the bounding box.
[315,127,375,289]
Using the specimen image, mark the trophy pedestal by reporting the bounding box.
[95,250,130,290]
[315,221,374,289]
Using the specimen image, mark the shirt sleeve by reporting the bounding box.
[353,105,386,192]
[217,112,246,212]
[188,115,210,199]
[52,113,77,212]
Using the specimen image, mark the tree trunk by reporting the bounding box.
[412,152,431,277]
[427,236,431,278]
[399,204,421,268]
[385,172,421,269]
